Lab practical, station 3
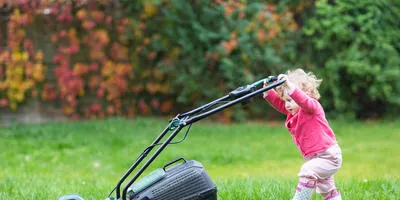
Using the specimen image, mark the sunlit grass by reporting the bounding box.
[1,117,399,199]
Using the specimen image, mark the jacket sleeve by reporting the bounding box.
[289,88,323,114]
[264,90,288,115]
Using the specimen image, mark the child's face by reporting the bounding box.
[283,95,299,115]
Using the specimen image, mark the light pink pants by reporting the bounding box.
[298,144,342,194]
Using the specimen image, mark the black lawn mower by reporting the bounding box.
[58,76,285,200]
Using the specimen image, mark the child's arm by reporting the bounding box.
[264,90,288,115]
[289,88,322,114]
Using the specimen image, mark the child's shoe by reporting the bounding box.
[292,178,316,200]
[323,189,341,200]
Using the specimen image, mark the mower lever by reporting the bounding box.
[249,76,278,88]
[229,85,255,98]
[229,76,277,99]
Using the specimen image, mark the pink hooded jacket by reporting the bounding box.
[264,88,337,157]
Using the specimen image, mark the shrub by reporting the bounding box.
[0,1,166,119]
[122,0,303,121]
[302,0,400,119]
[0,8,46,111]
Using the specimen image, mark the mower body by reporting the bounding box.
[128,159,217,200]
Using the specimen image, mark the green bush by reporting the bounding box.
[302,0,400,118]
[122,0,301,121]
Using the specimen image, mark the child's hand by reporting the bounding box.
[263,79,269,87]
[263,76,275,97]
[278,74,295,94]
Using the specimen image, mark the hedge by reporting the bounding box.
[0,0,399,121]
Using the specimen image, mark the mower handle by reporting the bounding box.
[180,76,278,118]
[163,157,186,171]
[116,76,284,200]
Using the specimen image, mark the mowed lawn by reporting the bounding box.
[1,117,399,199]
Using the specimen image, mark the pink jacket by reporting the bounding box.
[264,88,337,157]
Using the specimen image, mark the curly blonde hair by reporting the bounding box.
[276,68,322,100]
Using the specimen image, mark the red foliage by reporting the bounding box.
[138,99,151,115]
[1,1,178,119]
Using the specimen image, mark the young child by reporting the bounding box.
[263,69,342,200]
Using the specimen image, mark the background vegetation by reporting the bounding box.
[0,0,399,122]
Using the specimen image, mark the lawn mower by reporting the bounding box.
[58,76,285,200]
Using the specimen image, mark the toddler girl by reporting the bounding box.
[263,69,342,200]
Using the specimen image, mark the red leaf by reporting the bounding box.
[82,20,96,30]
[0,98,8,107]
[160,100,173,113]
[107,105,115,115]
[138,99,151,115]
[151,99,160,109]
[91,103,101,113]
[97,88,105,97]
[76,9,87,21]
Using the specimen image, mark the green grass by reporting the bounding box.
[1,117,399,199]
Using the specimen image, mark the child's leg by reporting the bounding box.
[295,144,342,200]
[292,176,317,200]
[317,176,341,200]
